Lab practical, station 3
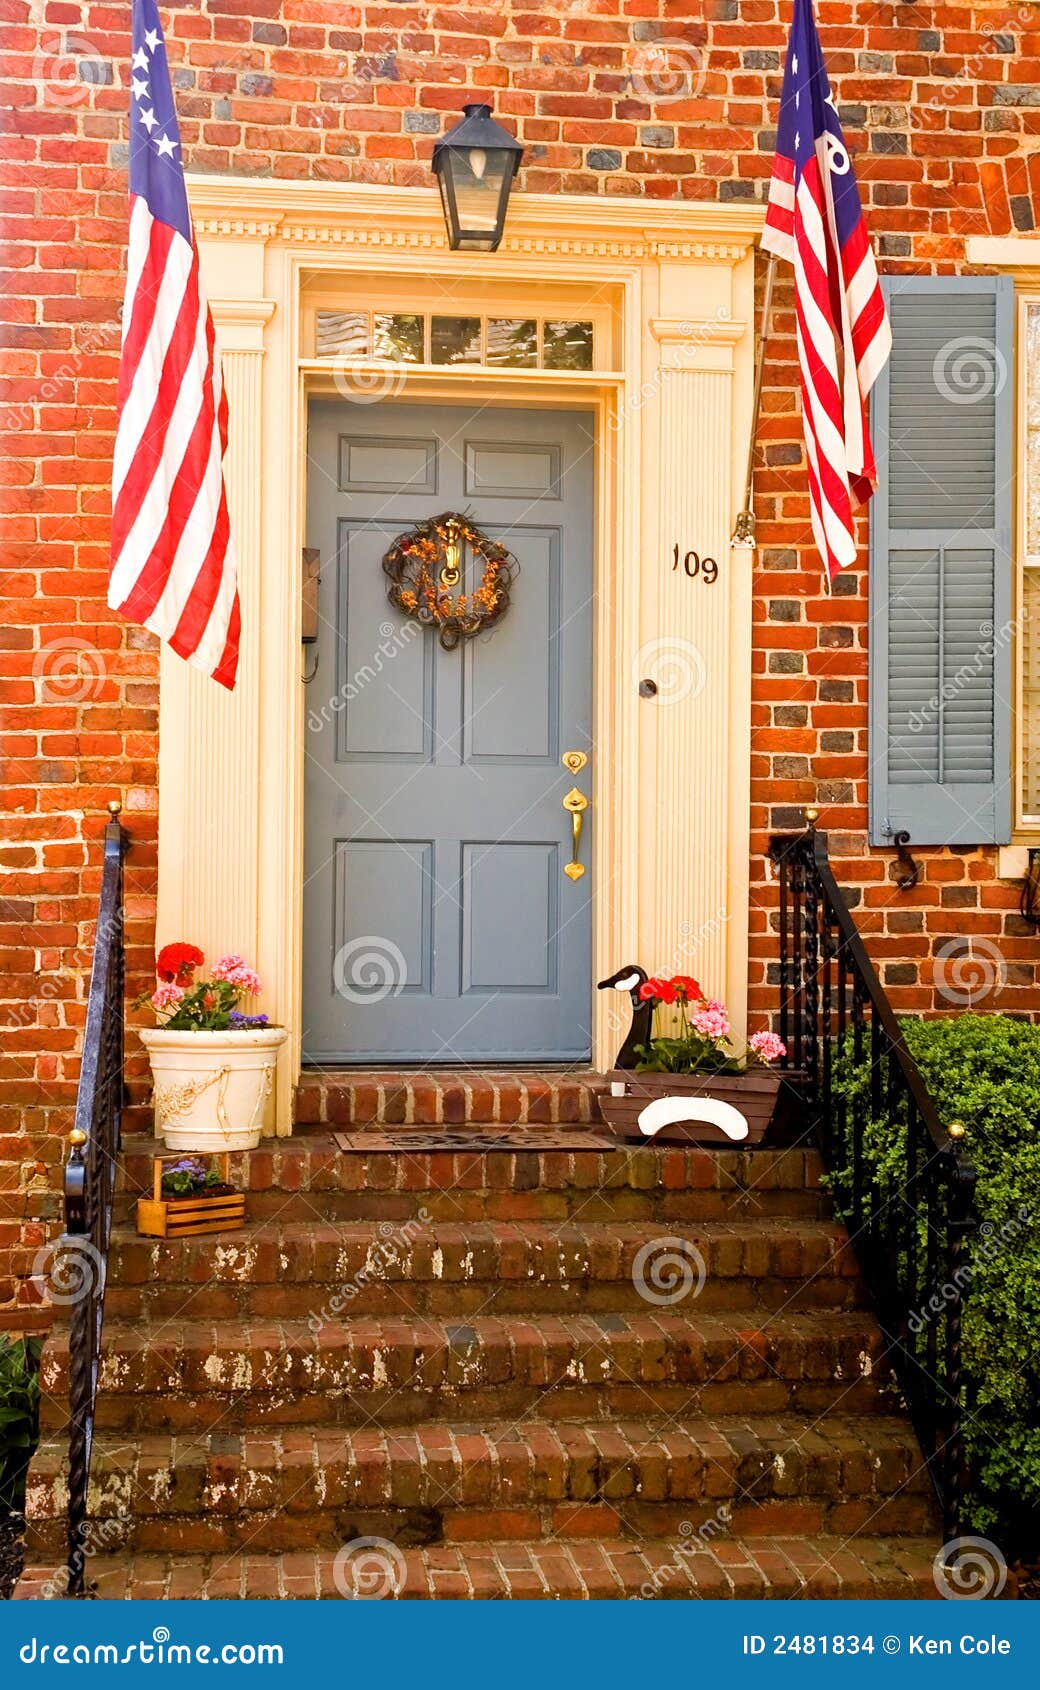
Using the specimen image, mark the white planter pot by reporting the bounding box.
[140,1027,288,1152]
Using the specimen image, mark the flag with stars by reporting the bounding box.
[762,0,891,582]
[108,0,240,688]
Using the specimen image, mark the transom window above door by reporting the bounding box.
[314,308,595,370]
[300,271,623,373]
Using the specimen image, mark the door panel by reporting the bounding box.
[303,399,594,1063]
[465,528,560,764]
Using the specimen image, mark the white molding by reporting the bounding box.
[188,175,763,261]
[967,236,1040,274]
[211,298,277,324]
[650,317,747,344]
[161,176,758,1125]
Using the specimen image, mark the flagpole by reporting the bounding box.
[731,248,777,547]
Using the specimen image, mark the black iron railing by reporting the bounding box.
[62,801,127,1596]
[769,819,977,1541]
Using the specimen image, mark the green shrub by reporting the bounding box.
[829,1013,1040,1546]
[0,1336,41,1518]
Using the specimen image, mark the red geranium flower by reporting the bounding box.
[640,975,677,1005]
[670,974,703,1004]
[156,942,204,985]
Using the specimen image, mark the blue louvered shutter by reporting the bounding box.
[869,275,1014,847]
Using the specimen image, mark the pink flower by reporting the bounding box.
[749,1030,786,1064]
[211,953,263,995]
[150,982,184,1012]
[692,1000,730,1040]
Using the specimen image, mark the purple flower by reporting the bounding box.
[229,1010,270,1029]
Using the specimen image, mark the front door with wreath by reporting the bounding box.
[303,399,595,1063]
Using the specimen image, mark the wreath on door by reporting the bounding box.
[383,511,517,650]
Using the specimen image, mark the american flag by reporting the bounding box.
[762,0,891,582]
[107,0,240,689]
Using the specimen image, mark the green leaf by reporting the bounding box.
[829,1013,1040,1546]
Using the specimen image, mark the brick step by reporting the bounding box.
[294,1071,608,1128]
[14,1534,944,1600]
[23,1416,937,1558]
[104,1218,865,1321]
[115,1137,829,1223]
[40,1312,898,1433]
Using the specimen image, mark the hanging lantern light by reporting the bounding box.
[432,103,524,253]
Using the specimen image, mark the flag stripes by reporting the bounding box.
[108,0,239,689]
[761,0,891,582]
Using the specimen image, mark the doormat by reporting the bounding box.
[333,1128,618,1153]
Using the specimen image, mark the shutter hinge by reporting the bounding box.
[892,829,922,892]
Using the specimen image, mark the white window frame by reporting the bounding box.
[1015,290,1040,837]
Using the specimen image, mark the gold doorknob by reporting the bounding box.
[562,786,588,880]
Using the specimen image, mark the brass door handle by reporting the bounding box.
[562,787,588,881]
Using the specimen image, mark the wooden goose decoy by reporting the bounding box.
[596,964,653,1069]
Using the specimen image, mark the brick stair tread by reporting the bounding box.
[38,1313,894,1433]
[42,1308,890,1374]
[294,1070,607,1127]
[13,1535,942,1600]
[26,1414,933,1519]
[116,1135,824,1197]
[108,1216,856,1280]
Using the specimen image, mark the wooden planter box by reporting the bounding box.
[596,1069,784,1146]
[136,1157,246,1239]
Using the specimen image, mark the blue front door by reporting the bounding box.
[303,400,594,1064]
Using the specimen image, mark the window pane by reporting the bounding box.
[1027,303,1040,559]
[373,313,425,362]
[543,320,593,370]
[486,318,537,367]
[316,310,368,358]
[1022,568,1040,815]
[431,316,482,365]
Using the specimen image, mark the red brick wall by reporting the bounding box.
[3,1,1040,1317]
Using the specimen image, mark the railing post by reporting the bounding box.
[801,812,821,1111]
[942,1126,976,1542]
[61,803,127,1597]
[765,825,980,1541]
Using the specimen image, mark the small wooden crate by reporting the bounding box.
[136,1155,246,1239]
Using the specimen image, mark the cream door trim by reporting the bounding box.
[157,176,762,1132]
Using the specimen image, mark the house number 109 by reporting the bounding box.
[672,544,718,584]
